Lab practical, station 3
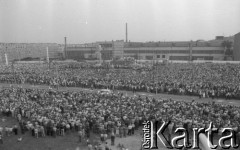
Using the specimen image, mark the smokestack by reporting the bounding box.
[64,37,67,59]
[126,23,128,43]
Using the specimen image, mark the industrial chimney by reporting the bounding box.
[126,23,128,43]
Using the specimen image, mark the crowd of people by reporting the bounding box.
[0,85,240,148]
[0,86,140,149]
[0,62,240,99]
[1,62,240,149]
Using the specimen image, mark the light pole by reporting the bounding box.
[155,51,158,94]
[5,47,8,65]
[156,62,158,95]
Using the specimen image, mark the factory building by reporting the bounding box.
[65,36,229,61]
[1,31,237,63]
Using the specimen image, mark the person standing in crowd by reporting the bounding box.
[100,134,104,143]
[103,133,108,143]
[0,126,3,137]
[78,130,83,142]
[86,139,90,145]
[131,123,135,135]
[19,120,25,135]
[13,124,18,135]
[40,126,45,137]
[0,134,3,144]
[86,127,90,139]
[5,126,9,137]
[105,142,110,150]
[127,124,132,136]
[60,123,64,136]
[88,143,93,150]
[66,123,70,135]
[52,125,57,138]
[111,132,115,146]
[115,126,119,137]
[119,126,123,138]
[123,125,127,137]
[34,126,39,138]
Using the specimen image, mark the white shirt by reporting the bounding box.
[66,124,70,129]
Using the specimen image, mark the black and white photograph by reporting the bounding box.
[0,0,240,150]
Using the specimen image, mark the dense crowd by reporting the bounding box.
[1,62,240,149]
[0,86,240,148]
[0,62,240,99]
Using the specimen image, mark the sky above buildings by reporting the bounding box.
[0,0,240,44]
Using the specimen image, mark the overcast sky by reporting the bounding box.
[0,0,240,44]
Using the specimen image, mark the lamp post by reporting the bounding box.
[5,47,8,65]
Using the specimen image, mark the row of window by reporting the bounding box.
[192,50,224,54]
[66,49,224,55]
[100,44,113,48]
[168,56,214,60]
[125,55,166,60]
[66,50,221,61]
[66,51,113,60]
[67,48,96,52]
[192,56,214,60]
[124,50,224,54]
[169,56,189,60]
[125,55,213,60]
[145,55,166,60]
[157,55,165,58]
[124,50,188,54]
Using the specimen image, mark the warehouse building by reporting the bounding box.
[65,36,231,61]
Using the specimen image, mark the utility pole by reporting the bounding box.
[155,53,158,95]
[5,53,8,66]
[46,47,50,71]
[126,23,128,43]
[156,63,158,95]
[46,47,49,64]
[64,37,67,60]
[5,47,8,65]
